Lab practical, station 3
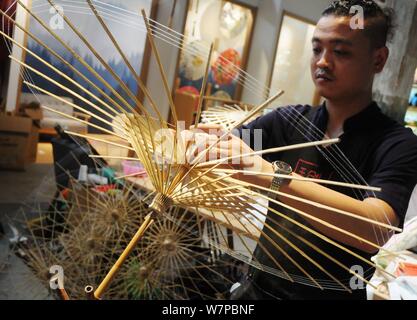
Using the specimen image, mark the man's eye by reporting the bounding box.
[313,47,321,54]
[334,50,349,56]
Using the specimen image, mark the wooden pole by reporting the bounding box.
[93,213,155,299]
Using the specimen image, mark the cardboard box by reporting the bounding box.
[22,107,43,121]
[21,106,42,163]
[0,114,39,170]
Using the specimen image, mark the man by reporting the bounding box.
[193,0,417,299]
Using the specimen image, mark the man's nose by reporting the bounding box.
[316,50,333,69]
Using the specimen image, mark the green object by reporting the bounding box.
[101,167,118,184]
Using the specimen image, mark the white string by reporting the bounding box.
[0,0,393,287]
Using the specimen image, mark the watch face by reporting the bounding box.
[274,161,292,174]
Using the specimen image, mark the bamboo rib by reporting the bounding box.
[0,9,145,134]
[89,155,140,161]
[0,28,128,130]
[189,90,285,167]
[242,192,395,280]
[196,138,340,167]
[86,0,164,123]
[38,104,125,139]
[240,180,401,232]
[58,287,70,300]
[180,173,400,246]
[128,116,164,193]
[174,91,285,193]
[225,204,350,291]
[253,191,384,254]
[177,175,397,268]
[206,207,295,283]
[194,43,214,128]
[213,168,382,192]
[64,131,135,151]
[46,0,150,119]
[184,193,336,290]
[141,9,178,124]
[14,1,139,118]
[115,171,148,180]
[21,78,126,136]
[94,212,155,299]
[187,186,381,290]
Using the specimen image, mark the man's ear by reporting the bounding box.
[373,46,389,73]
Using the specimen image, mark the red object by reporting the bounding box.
[178,86,200,110]
[94,184,117,193]
[211,49,241,86]
[395,262,417,277]
[61,188,70,199]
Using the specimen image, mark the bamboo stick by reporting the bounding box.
[13,1,138,117]
[64,131,134,151]
[86,0,164,122]
[94,213,155,299]
[196,138,340,167]
[46,0,148,118]
[142,9,178,124]
[213,168,382,192]
[89,155,140,161]
[194,43,214,127]
[58,288,70,300]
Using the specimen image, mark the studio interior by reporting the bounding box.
[0,0,417,301]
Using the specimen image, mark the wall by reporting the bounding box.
[241,0,331,105]
[5,0,30,112]
[143,0,332,119]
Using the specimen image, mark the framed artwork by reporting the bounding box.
[0,0,16,108]
[268,12,318,107]
[4,0,157,131]
[174,0,256,104]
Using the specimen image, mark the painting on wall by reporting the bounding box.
[10,0,154,132]
[176,0,255,103]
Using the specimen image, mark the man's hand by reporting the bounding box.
[186,124,274,187]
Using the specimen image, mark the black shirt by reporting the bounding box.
[233,102,417,300]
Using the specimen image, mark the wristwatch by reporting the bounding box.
[269,160,292,199]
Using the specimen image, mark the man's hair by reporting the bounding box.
[322,0,395,48]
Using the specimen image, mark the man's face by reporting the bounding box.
[311,15,381,102]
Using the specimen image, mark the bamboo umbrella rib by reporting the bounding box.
[46,0,149,118]
[194,43,214,127]
[64,131,134,151]
[86,0,164,122]
[240,180,400,232]
[0,29,128,128]
[244,192,395,281]
[20,78,126,136]
[39,104,125,139]
[213,168,381,192]
[141,9,178,124]
[13,1,139,117]
[189,90,285,167]
[196,139,340,167]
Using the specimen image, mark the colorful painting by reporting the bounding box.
[19,0,153,132]
[211,48,241,86]
[177,0,254,101]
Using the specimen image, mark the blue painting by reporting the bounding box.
[22,0,153,132]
